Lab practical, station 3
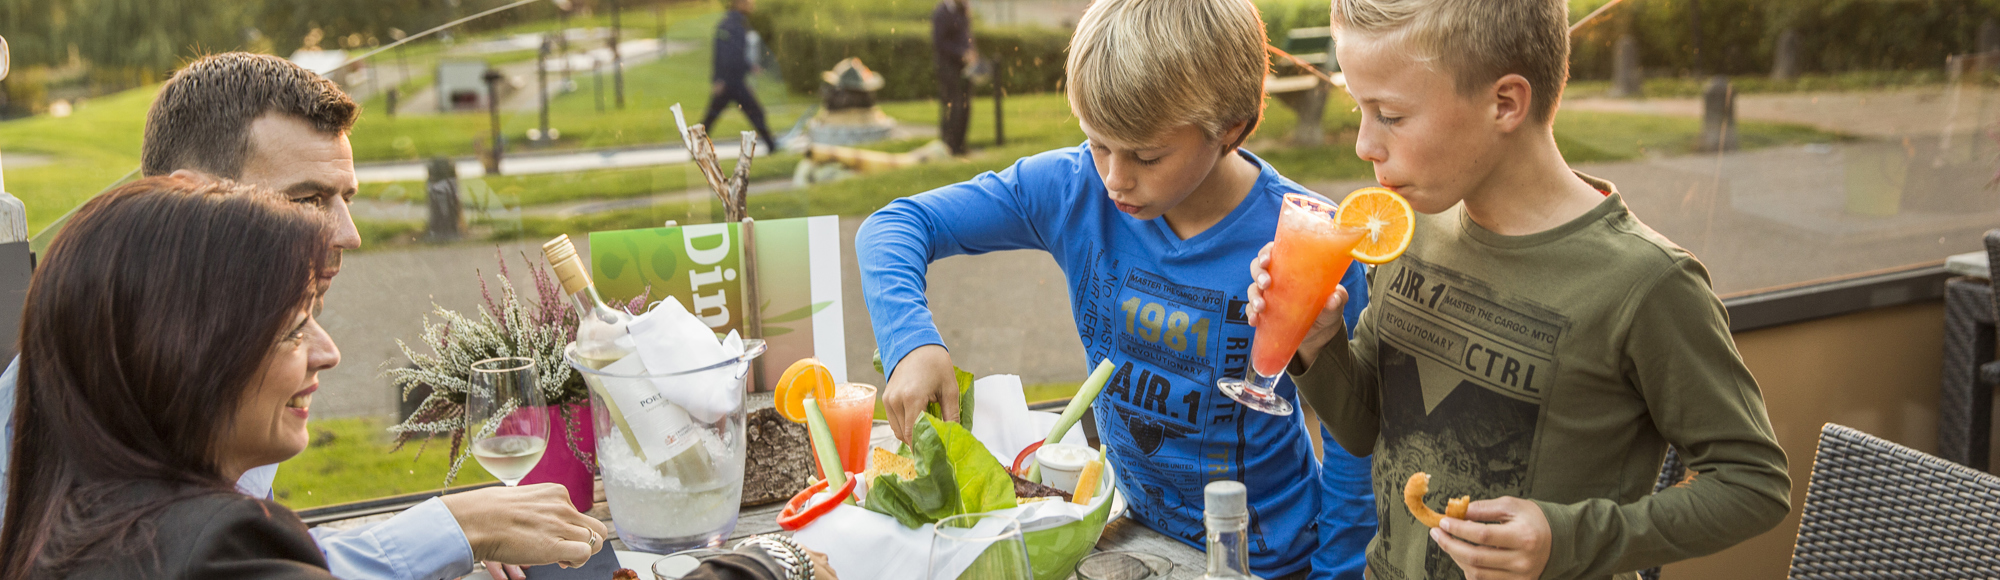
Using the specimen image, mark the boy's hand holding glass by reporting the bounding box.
[1245,242,1353,370]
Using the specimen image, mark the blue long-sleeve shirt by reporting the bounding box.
[858,143,1372,577]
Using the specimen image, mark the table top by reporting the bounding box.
[429,422,1214,579]
[1948,250,1989,279]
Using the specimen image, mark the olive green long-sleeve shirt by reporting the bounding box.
[1291,175,1790,580]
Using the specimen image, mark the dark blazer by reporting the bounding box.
[58,486,333,580]
[711,9,754,84]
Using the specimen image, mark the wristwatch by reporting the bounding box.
[733,534,815,580]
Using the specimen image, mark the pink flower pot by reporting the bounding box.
[519,402,597,511]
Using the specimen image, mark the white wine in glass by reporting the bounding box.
[467,356,550,486]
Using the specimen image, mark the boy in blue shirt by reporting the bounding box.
[857,1,1374,577]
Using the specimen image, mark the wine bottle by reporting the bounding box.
[1201,480,1262,580]
[544,234,718,484]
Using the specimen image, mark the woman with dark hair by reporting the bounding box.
[0,175,338,580]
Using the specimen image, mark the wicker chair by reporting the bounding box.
[1788,423,2000,578]
[1635,447,1686,580]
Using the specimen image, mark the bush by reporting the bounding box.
[1571,0,1997,80]
[750,0,1069,99]
[1254,0,1998,81]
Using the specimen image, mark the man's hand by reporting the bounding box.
[1431,497,1552,580]
[882,344,958,444]
[441,483,610,569]
[1246,242,1349,368]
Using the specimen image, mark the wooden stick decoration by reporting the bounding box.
[729,132,756,216]
[670,104,767,389]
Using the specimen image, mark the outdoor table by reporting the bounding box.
[416,422,1213,579]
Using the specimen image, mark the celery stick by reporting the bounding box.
[1029,359,1116,481]
[802,396,851,502]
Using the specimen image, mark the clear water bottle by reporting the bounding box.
[1202,480,1264,580]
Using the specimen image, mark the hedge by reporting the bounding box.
[750,0,1998,101]
[749,0,1069,100]
[1570,0,2000,80]
[1257,0,2000,80]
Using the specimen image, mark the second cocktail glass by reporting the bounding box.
[1217,193,1366,416]
[820,383,877,477]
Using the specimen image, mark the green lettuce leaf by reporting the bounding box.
[924,367,977,430]
[865,414,962,528]
[930,414,1017,515]
[863,414,1017,527]
[872,348,976,431]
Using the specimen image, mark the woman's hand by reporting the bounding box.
[881,345,960,444]
[806,547,839,580]
[443,483,610,569]
[1431,497,1552,580]
[1246,242,1350,368]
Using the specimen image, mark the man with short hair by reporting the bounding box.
[1,52,608,580]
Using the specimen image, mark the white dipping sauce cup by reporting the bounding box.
[1036,443,1096,493]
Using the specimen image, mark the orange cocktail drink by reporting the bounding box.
[820,383,877,477]
[1217,193,1367,416]
[1252,196,1366,376]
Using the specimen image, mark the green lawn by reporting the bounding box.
[347,5,811,162]
[361,151,803,206]
[1565,69,1982,99]
[0,86,152,233]
[275,416,499,510]
[438,86,1843,248]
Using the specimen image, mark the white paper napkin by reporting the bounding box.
[626,297,746,423]
[969,375,1088,467]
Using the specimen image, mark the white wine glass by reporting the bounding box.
[467,356,549,486]
[928,513,1031,580]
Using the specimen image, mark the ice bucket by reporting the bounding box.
[565,339,767,553]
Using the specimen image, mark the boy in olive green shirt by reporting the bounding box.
[1244,1,1791,579]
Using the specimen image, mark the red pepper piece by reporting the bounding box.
[777,473,857,531]
[1011,441,1045,476]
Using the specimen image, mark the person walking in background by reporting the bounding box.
[701,0,778,152]
[931,0,974,156]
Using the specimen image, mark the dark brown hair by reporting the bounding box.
[0,176,330,579]
[141,52,359,178]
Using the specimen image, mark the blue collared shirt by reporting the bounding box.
[0,357,479,580]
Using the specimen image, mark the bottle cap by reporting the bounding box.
[542,234,577,265]
[542,234,590,295]
[1204,480,1247,518]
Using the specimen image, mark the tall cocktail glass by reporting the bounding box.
[821,383,877,477]
[1217,193,1365,416]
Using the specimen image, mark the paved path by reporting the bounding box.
[353,140,767,183]
[347,177,798,222]
[1564,86,1998,139]
[317,218,1081,420]
[320,86,2000,420]
[1307,141,1996,297]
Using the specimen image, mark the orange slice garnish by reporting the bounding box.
[1336,187,1415,265]
[776,358,836,423]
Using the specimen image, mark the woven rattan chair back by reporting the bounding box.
[1789,423,2000,578]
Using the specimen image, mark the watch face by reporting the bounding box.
[0,36,10,82]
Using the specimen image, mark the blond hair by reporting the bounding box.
[1066,0,1269,146]
[1333,0,1570,122]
